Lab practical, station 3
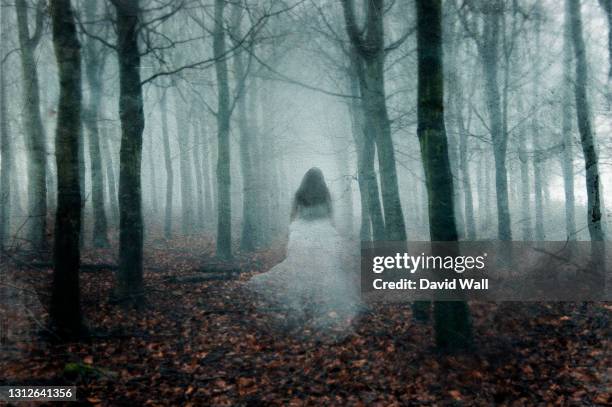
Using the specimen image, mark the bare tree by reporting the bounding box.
[562,0,576,240]
[82,1,110,247]
[416,0,472,350]
[568,0,606,243]
[114,0,145,305]
[457,0,512,241]
[159,88,174,239]
[15,0,48,250]
[49,0,84,337]
[0,5,12,248]
[341,0,407,242]
[213,0,232,259]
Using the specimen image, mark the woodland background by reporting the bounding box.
[0,0,610,405]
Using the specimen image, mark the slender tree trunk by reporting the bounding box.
[15,0,48,250]
[213,0,232,259]
[448,126,465,239]
[0,7,11,248]
[237,93,257,251]
[246,78,263,241]
[518,113,531,240]
[348,74,372,242]
[83,3,109,247]
[159,90,173,239]
[210,126,219,227]
[232,6,257,251]
[41,75,56,213]
[562,0,577,240]
[568,0,606,242]
[363,57,406,241]
[447,35,472,240]
[147,128,159,217]
[115,0,145,305]
[174,92,195,235]
[101,124,119,224]
[532,12,545,241]
[49,0,83,337]
[478,154,489,234]
[533,143,545,240]
[416,0,471,351]
[480,5,512,241]
[457,106,475,240]
[200,118,214,230]
[191,119,205,230]
[513,30,531,241]
[350,48,386,242]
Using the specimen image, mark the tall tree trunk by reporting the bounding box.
[15,0,48,250]
[0,6,11,248]
[416,0,471,351]
[246,78,263,241]
[115,0,145,305]
[349,50,385,241]
[447,125,465,239]
[174,92,195,235]
[517,112,531,241]
[480,4,512,241]
[49,0,83,337]
[199,117,214,230]
[41,75,56,213]
[236,92,257,251]
[191,119,205,230]
[214,0,232,259]
[478,153,491,234]
[364,62,406,241]
[147,128,159,217]
[83,1,109,247]
[568,0,606,242]
[365,59,407,241]
[341,0,407,242]
[447,33,473,240]
[159,90,173,239]
[347,69,372,242]
[532,10,545,241]
[101,124,119,224]
[457,105,476,240]
[562,0,577,241]
[232,5,257,251]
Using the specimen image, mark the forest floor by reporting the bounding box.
[1,234,610,406]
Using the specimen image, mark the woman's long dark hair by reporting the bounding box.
[291,167,332,221]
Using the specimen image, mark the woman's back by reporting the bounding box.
[245,168,361,334]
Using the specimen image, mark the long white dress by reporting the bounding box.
[246,216,361,329]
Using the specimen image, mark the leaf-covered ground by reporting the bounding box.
[1,235,610,406]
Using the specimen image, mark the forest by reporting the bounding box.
[0,0,610,405]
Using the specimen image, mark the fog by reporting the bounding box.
[1,0,611,254]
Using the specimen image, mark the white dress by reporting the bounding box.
[246,217,361,328]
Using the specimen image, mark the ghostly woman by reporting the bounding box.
[246,167,361,331]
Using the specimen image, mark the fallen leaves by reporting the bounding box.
[0,235,609,406]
